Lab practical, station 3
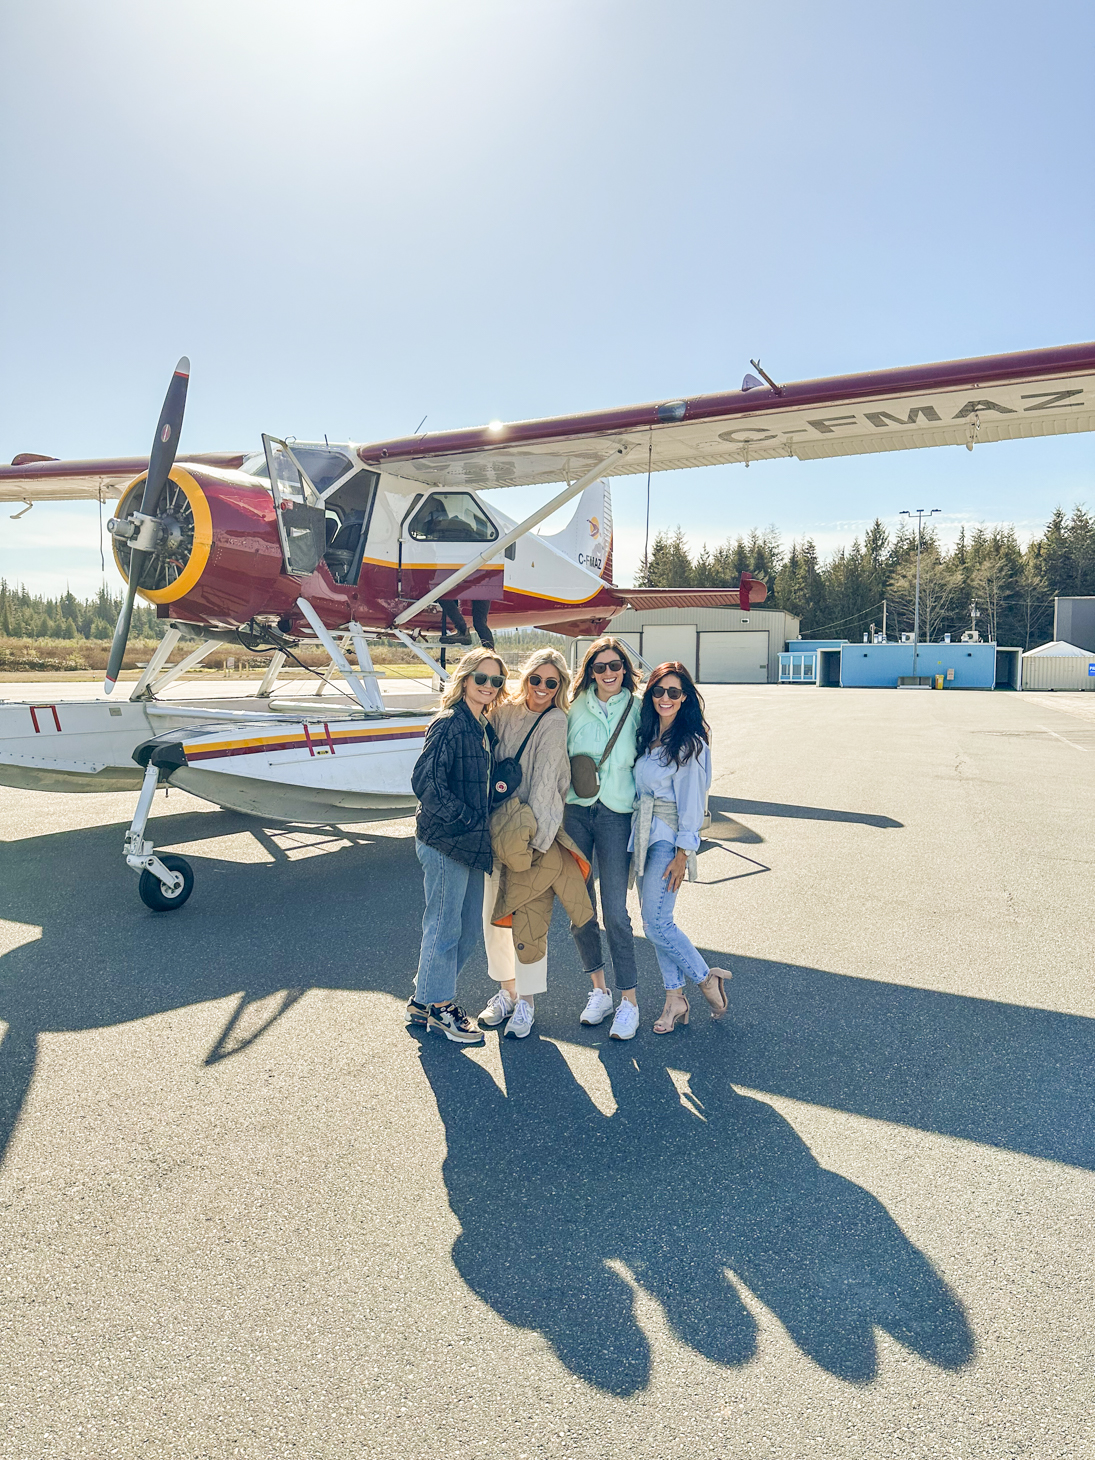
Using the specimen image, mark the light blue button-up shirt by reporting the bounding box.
[632,743,711,852]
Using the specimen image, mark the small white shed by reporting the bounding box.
[1021,640,1095,691]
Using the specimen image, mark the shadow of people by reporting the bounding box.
[417,1027,974,1393]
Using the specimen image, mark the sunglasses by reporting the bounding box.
[651,685,684,700]
[472,673,505,688]
[591,660,624,675]
[528,674,559,690]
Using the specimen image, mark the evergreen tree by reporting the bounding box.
[640,527,693,587]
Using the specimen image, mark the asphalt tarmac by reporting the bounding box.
[1,684,1092,1459]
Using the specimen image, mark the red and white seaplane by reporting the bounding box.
[1,341,1092,908]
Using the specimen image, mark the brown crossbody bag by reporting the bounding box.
[569,699,632,800]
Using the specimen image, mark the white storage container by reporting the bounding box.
[1021,641,1095,691]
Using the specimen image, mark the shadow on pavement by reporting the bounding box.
[418,1029,975,1391]
[709,794,903,831]
[0,802,1090,1393]
[0,806,1091,1174]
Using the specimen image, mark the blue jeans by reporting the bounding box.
[413,840,485,1007]
[638,840,709,991]
[563,801,638,991]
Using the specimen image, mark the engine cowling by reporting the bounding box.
[110,465,289,626]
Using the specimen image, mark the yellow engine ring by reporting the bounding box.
[111,466,213,604]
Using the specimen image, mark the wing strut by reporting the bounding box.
[392,445,631,628]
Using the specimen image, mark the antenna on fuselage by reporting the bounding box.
[747,359,784,395]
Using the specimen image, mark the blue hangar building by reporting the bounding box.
[780,640,1022,690]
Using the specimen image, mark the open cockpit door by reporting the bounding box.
[257,438,380,584]
[263,435,327,577]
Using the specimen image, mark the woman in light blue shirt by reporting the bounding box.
[631,661,732,1034]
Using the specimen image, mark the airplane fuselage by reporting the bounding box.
[113,447,622,642]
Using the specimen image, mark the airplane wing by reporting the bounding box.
[0,452,248,504]
[357,342,1095,489]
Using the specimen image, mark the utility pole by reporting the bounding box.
[899,508,941,680]
[881,599,887,642]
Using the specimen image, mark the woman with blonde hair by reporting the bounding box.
[563,635,643,1040]
[478,647,572,1038]
[406,646,506,1044]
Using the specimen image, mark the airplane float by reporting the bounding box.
[1,340,1093,910]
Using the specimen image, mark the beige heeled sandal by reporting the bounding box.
[653,991,690,1035]
[698,968,731,1019]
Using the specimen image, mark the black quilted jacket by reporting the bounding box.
[411,699,494,872]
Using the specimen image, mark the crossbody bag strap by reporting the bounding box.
[596,696,633,769]
[513,708,552,763]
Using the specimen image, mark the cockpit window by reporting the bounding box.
[242,446,354,494]
[407,492,498,543]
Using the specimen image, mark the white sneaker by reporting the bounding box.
[478,989,515,1027]
[579,988,615,1026]
[609,1000,640,1041]
[504,998,535,1039]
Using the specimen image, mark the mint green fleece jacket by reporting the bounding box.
[565,686,641,814]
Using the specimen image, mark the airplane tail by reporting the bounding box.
[538,479,613,582]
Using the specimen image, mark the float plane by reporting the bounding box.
[0,341,1092,909]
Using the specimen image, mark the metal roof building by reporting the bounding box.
[571,605,801,683]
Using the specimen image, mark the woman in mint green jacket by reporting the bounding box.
[563,637,643,1041]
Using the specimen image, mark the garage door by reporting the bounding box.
[641,625,698,677]
[698,630,770,683]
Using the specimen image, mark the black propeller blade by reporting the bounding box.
[104,357,190,694]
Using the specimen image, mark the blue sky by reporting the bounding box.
[1,0,1092,596]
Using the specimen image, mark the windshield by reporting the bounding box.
[242,446,354,493]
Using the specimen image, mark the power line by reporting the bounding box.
[802,599,888,637]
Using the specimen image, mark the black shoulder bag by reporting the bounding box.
[488,709,552,808]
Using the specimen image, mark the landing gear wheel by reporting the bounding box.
[138,854,194,912]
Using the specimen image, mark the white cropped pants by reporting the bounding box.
[482,867,548,998]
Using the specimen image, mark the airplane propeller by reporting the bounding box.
[103,357,190,694]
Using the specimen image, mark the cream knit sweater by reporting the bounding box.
[489,700,571,852]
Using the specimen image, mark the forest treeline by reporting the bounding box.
[0,581,163,642]
[636,505,1095,647]
[2,502,1093,651]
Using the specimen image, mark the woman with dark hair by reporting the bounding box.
[564,636,643,1039]
[630,661,731,1034]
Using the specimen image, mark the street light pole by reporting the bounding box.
[899,507,941,680]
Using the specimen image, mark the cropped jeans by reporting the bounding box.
[638,839,710,991]
[562,801,638,991]
[413,839,485,1008]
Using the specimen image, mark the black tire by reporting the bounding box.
[138,854,194,912]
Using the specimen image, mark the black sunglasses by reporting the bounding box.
[472,672,505,689]
[651,684,684,700]
[528,674,559,689]
[591,659,624,675]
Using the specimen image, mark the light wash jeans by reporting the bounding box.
[413,839,486,1007]
[638,839,710,991]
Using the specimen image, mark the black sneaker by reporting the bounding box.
[426,1002,485,1045]
[405,997,429,1027]
[438,632,472,646]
